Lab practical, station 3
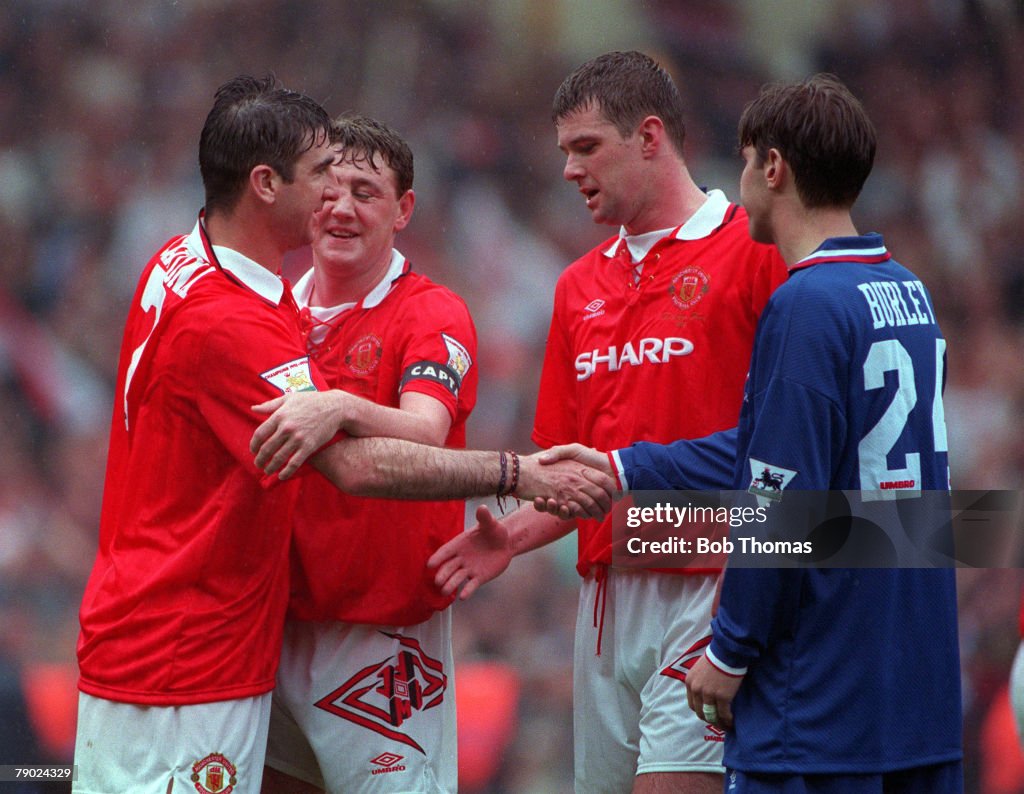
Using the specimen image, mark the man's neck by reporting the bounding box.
[311,252,394,308]
[774,206,859,266]
[622,161,708,235]
[205,212,286,274]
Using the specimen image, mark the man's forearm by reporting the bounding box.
[310,436,614,519]
[312,436,501,500]
[500,507,576,557]
[343,391,451,447]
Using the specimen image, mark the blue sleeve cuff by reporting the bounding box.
[705,644,748,677]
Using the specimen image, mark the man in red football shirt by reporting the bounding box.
[427,51,788,794]
[259,115,476,794]
[73,76,342,794]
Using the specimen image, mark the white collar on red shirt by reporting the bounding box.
[602,188,731,262]
[186,221,286,305]
[292,248,407,319]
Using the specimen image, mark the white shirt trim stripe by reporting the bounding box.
[794,246,888,265]
[610,449,630,494]
[705,646,748,677]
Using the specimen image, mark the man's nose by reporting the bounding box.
[563,154,584,182]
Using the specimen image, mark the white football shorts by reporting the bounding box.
[72,690,272,794]
[574,568,724,793]
[265,611,456,793]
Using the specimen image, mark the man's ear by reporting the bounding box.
[249,164,278,204]
[764,148,786,190]
[637,115,666,158]
[394,189,415,233]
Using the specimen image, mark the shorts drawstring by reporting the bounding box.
[593,565,608,656]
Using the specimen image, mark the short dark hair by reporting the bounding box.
[199,74,333,216]
[738,73,876,209]
[552,50,687,156]
[331,114,414,196]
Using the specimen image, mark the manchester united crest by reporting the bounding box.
[669,266,710,309]
[191,752,237,794]
[346,334,384,375]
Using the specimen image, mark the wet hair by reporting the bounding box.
[552,50,686,155]
[331,114,414,196]
[738,73,876,209]
[198,74,333,216]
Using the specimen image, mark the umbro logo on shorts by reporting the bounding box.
[704,724,726,743]
[370,752,407,776]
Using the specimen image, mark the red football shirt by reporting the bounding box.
[533,191,787,575]
[287,252,478,625]
[78,221,331,705]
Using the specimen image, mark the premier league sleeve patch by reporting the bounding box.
[442,333,473,379]
[747,458,798,505]
[260,356,318,393]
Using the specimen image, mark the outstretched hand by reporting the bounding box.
[250,391,343,479]
[427,505,511,599]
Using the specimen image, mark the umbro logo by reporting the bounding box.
[582,299,606,320]
[704,724,726,742]
[370,752,406,776]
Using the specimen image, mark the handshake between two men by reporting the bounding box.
[247,390,617,525]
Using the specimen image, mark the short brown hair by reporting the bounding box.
[738,73,876,209]
[199,75,333,216]
[331,114,414,196]
[552,50,686,156]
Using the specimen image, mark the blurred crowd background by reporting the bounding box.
[1,0,1022,791]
